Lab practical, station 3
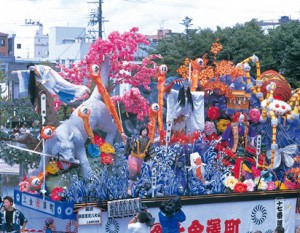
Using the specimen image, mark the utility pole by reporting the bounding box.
[98,0,102,38]
[88,0,106,39]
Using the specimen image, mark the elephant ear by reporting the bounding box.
[101,55,110,89]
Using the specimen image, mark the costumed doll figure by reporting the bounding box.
[204,121,218,143]
[125,127,156,196]
[166,79,205,135]
[220,112,256,153]
[204,121,227,151]
[27,63,90,104]
[218,113,256,179]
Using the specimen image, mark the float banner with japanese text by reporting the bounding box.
[169,198,296,233]
[14,190,76,220]
[101,198,297,233]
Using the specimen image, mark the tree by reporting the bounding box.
[265,20,300,85]
[152,18,300,81]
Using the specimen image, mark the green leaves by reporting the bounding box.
[152,18,300,82]
[0,141,40,168]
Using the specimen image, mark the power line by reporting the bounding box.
[56,27,87,60]
[88,0,108,39]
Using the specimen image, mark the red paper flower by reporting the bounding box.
[51,187,65,201]
[234,182,248,193]
[251,166,261,178]
[94,135,105,146]
[100,153,114,165]
[207,106,220,121]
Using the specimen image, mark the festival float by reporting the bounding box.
[4,28,300,232]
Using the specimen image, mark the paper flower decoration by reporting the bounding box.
[87,144,100,158]
[224,175,238,190]
[51,187,65,201]
[207,106,220,121]
[100,153,114,165]
[46,160,60,175]
[94,135,105,146]
[234,182,248,193]
[249,108,261,123]
[19,181,30,192]
[204,121,217,136]
[243,179,255,191]
[217,119,230,132]
[100,142,115,154]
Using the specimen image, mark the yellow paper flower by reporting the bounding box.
[254,177,268,190]
[100,142,115,154]
[46,160,60,175]
[275,181,288,190]
[217,119,230,133]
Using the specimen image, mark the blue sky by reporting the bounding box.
[0,0,299,38]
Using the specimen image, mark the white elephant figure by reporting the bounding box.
[34,57,118,180]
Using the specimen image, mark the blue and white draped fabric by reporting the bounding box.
[16,70,29,95]
[33,65,90,103]
[267,144,297,169]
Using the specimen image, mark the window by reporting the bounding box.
[0,39,4,46]
[17,44,21,49]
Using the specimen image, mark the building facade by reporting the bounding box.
[49,26,92,66]
[0,32,8,56]
[14,19,49,59]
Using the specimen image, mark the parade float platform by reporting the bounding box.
[15,189,300,233]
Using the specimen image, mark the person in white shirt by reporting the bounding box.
[20,125,30,135]
[128,211,150,233]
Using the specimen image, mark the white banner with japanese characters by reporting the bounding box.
[16,197,297,233]
[101,197,297,233]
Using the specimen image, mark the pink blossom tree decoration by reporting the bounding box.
[58,27,161,121]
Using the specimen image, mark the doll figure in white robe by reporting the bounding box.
[166,79,205,134]
[22,63,90,104]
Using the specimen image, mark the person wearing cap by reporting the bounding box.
[0,196,27,232]
[158,196,186,233]
[44,218,55,233]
